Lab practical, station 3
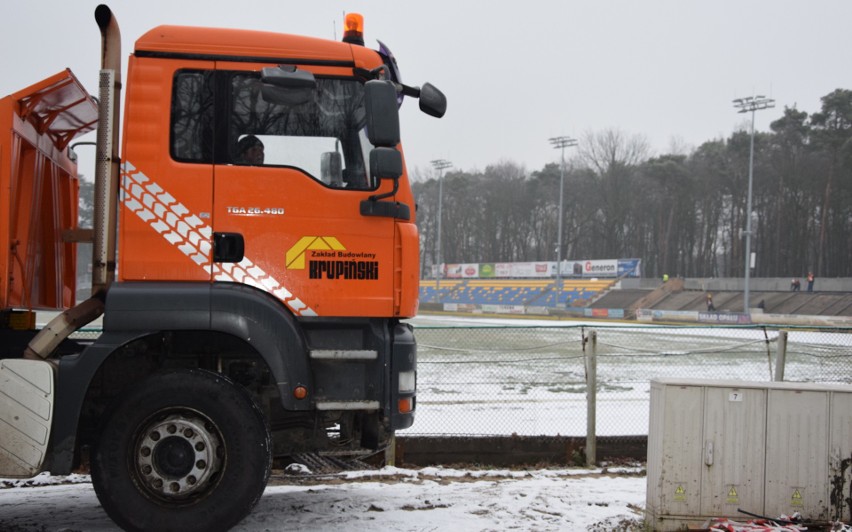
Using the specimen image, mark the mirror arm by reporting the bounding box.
[369,175,400,202]
[360,173,409,221]
[393,82,421,98]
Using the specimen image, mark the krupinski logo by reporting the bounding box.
[286,236,345,269]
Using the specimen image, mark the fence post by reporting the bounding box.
[385,433,396,466]
[774,330,787,382]
[586,330,597,467]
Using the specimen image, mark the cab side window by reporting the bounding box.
[228,73,375,190]
[170,70,214,163]
[169,68,376,191]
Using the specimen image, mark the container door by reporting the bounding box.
[830,390,852,522]
[700,386,766,516]
[650,383,705,519]
[765,389,829,520]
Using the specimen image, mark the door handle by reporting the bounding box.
[213,232,244,263]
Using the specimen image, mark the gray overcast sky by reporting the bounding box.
[3,0,851,179]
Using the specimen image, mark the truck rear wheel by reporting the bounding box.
[91,369,271,532]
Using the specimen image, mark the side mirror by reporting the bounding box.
[418,83,447,118]
[260,66,316,106]
[361,147,408,220]
[370,147,402,180]
[321,151,343,187]
[364,80,400,147]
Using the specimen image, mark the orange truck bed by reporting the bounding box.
[0,69,98,311]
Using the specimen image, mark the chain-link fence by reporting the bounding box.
[69,324,852,441]
[402,325,852,440]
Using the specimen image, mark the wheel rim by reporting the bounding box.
[134,410,224,502]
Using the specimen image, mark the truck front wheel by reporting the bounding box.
[91,369,271,532]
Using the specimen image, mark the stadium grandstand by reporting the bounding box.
[420,278,615,308]
[419,269,852,326]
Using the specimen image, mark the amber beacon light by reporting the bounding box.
[342,13,365,46]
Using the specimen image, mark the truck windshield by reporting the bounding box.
[229,73,373,190]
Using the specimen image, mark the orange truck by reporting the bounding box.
[0,5,445,530]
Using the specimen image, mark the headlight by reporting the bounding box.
[398,370,416,393]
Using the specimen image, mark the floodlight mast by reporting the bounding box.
[431,158,452,302]
[732,95,775,314]
[548,136,577,308]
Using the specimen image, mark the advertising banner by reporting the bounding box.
[434,258,639,279]
[505,262,552,278]
[481,304,526,315]
[442,303,477,312]
[509,263,536,278]
[479,263,496,278]
[460,263,479,278]
[583,308,625,318]
[698,312,751,325]
[559,261,580,276]
[535,262,553,277]
[648,309,699,322]
[494,263,513,278]
[617,258,642,278]
[444,264,463,279]
[577,259,619,278]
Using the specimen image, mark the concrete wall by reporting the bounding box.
[396,435,647,467]
[619,277,852,292]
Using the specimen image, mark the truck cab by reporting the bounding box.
[0,7,445,531]
[121,25,420,318]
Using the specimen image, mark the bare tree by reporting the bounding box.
[412,91,852,279]
[579,129,650,258]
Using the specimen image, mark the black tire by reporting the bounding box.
[91,369,271,532]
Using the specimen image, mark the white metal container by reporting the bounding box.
[646,378,852,531]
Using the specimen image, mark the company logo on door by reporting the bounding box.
[286,236,378,280]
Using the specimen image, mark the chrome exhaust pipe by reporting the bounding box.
[92,4,121,295]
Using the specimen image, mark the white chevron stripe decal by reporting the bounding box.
[120,162,317,317]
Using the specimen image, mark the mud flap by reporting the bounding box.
[0,359,54,477]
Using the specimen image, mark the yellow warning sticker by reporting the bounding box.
[727,486,738,504]
[791,489,803,506]
[674,485,686,502]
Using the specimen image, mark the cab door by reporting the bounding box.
[119,60,215,282]
[211,66,395,318]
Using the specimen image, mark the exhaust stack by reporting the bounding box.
[92,4,121,294]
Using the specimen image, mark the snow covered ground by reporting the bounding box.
[0,467,647,531]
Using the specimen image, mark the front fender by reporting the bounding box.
[50,281,311,474]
